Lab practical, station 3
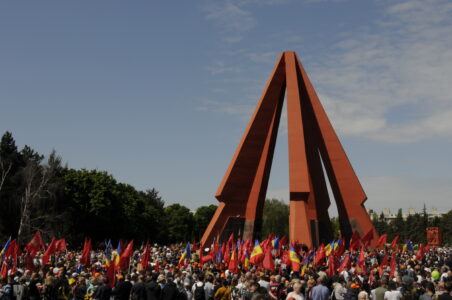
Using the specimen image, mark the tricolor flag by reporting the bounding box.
[250,240,264,265]
[289,247,301,272]
[178,243,191,266]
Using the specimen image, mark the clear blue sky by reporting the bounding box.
[1,0,451,214]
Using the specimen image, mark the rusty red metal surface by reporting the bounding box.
[201,51,378,248]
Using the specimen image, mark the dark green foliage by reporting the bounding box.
[2,131,452,246]
[262,198,289,238]
[193,205,217,240]
[164,204,194,243]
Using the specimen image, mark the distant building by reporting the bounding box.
[367,207,445,223]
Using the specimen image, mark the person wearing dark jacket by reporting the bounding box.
[161,277,180,300]
[131,276,148,300]
[146,274,161,300]
[93,278,112,300]
[112,276,133,300]
[343,284,359,300]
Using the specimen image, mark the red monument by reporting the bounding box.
[201,51,378,248]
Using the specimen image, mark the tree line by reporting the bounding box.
[1,131,450,246]
[0,131,217,246]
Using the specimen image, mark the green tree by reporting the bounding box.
[262,198,289,238]
[439,210,452,244]
[193,205,217,240]
[164,204,194,243]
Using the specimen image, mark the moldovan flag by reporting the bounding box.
[289,247,301,272]
[243,253,250,271]
[377,234,387,248]
[178,243,191,266]
[250,240,264,265]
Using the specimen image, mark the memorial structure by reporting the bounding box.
[201,51,378,248]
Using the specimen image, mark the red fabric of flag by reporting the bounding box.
[349,231,361,251]
[361,230,374,248]
[42,238,57,265]
[262,247,275,272]
[314,244,326,266]
[141,241,150,269]
[119,240,134,271]
[338,254,351,274]
[377,234,387,248]
[80,238,92,266]
[25,231,45,257]
[55,239,67,252]
[390,235,399,249]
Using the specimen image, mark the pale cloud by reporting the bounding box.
[312,0,452,143]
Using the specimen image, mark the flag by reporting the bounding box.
[389,252,396,278]
[327,255,336,277]
[377,234,387,248]
[105,239,112,265]
[361,229,374,248]
[120,240,134,271]
[106,254,116,288]
[324,242,332,256]
[381,253,388,267]
[141,241,150,269]
[314,244,326,266]
[42,238,57,265]
[55,239,67,252]
[0,237,12,259]
[349,231,361,251]
[250,240,264,265]
[243,252,250,271]
[80,238,92,267]
[25,231,45,257]
[5,239,20,261]
[228,246,238,273]
[178,243,191,266]
[338,254,351,274]
[262,247,275,272]
[415,244,425,261]
[335,240,345,257]
[114,240,121,267]
[272,237,280,250]
[279,236,287,248]
[390,235,399,249]
[289,247,301,272]
[223,242,231,264]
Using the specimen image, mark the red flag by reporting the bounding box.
[335,240,345,258]
[154,260,159,273]
[120,240,134,271]
[327,255,335,277]
[389,252,396,278]
[26,252,35,271]
[55,239,67,252]
[141,241,150,269]
[106,255,116,288]
[424,245,430,252]
[227,233,235,246]
[262,247,275,272]
[5,239,20,261]
[361,230,374,248]
[349,231,361,251]
[377,234,387,248]
[25,231,45,257]
[415,244,425,261]
[223,242,231,264]
[228,246,238,273]
[1,261,8,278]
[338,254,351,274]
[390,235,399,249]
[279,236,287,248]
[381,253,388,267]
[80,238,92,266]
[314,244,326,266]
[42,238,57,265]
[281,250,291,266]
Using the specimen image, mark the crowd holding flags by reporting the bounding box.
[0,227,443,290]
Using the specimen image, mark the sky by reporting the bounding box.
[1,0,451,215]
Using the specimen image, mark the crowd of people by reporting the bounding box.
[0,237,451,300]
